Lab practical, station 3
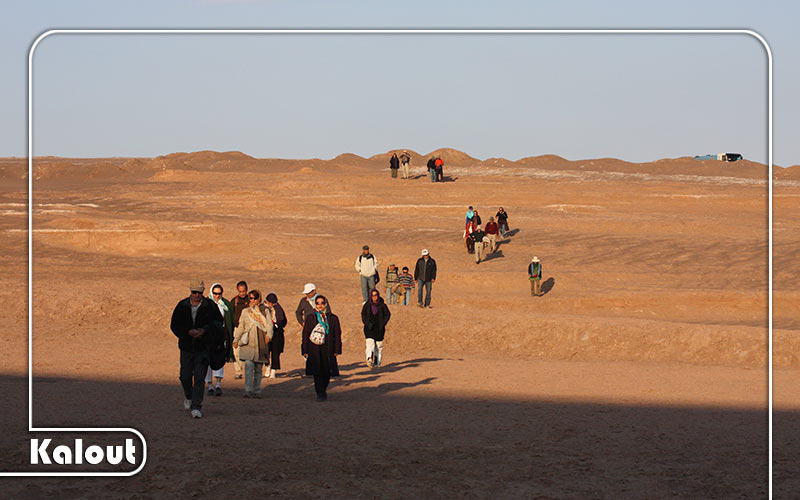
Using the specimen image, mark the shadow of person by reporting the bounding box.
[341,377,437,398]
[482,250,505,262]
[505,228,520,237]
[541,277,555,295]
[440,175,458,182]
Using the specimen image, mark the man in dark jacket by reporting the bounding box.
[170,279,224,418]
[426,157,436,183]
[295,282,332,326]
[471,225,488,264]
[414,249,437,308]
[229,280,249,379]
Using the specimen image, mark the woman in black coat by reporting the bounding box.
[361,289,391,368]
[301,295,341,402]
[263,292,287,379]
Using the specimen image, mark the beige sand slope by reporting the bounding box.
[0,150,797,498]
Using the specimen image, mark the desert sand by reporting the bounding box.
[0,150,798,498]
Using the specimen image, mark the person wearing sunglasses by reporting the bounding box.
[301,295,342,402]
[233,289,273,399]
[170,279,225,418]
[203,282,234,396]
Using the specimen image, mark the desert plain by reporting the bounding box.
[0,149,799,499]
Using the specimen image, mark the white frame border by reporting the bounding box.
[9,29,772,488]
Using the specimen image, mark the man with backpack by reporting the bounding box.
[399,150,412,179]
[355,245,379,304]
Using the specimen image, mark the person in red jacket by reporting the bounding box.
[485,216,499,253]
[434,156,444,182]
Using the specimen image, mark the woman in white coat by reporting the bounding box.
[232,289,273,398]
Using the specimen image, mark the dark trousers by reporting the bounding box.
[179,350,209,410]
[416,280,433,307]
[314,374,331,397]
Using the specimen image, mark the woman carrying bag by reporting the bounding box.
[233,289,272,398]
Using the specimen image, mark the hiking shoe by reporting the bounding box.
[183,399,192,410]
[191,409,202,419]
[243,393,251,399]
[207,386,214,395]
[235,374,242,379]
[252,393,262,399]
[214,387,222,397]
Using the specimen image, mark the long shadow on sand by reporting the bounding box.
[481,250,505,262]
[541,277,555,295]
[1,373,789,499]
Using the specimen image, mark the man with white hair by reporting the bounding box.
[414,249,437,308]
[295,283,331,326]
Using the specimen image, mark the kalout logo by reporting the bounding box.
[31,438,138,466]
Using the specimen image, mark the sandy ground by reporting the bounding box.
[0,151,798,498]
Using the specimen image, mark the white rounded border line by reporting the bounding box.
[16,29,772,483]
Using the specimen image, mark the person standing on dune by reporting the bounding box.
[434,156,444,182]
[399,150,411,179]
[389,153,400,179]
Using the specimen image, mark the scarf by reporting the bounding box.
[315,311,329,336]
[208,282,229,317]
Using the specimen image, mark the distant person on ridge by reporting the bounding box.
[170,279,224,419]
[485,216,499,253]
[427,156,436,182]
[399,150,412,179]
[496,207,509,237]
[528,256,543,296]
[355,245,379,304]
[414,249,437,308]
[389,152,400,179]
[434,156,444,182]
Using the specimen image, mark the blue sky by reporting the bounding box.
[2,1,798,165]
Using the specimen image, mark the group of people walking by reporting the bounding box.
[388,151,444,182]
[170,245,440,417]
[463,206,511,264]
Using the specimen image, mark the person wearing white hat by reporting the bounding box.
[414,249,437,308]
[527,256,543,296]
[295,283,331,327]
